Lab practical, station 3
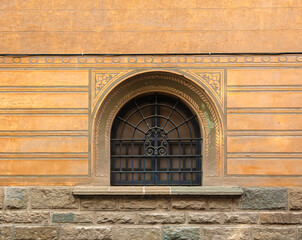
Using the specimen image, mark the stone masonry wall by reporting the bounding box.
[0,187,301,240]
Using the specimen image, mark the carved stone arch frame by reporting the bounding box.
[92,71,224,186]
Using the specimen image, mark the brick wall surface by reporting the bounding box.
[0,187,302,240]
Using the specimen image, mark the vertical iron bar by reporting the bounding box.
[154,94,158,127]
[131,140,134,186]
[183,143,186,184]
[143,141,146,185]
[119,140,123,186]
[178,139,181,185]
[151,94,156,184]
[196,140,201,184]
[190,140,193,186]
[138,142,142,181]
[167,140,169,185]
[125,142,129,182]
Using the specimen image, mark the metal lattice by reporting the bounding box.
[110,93,202,186]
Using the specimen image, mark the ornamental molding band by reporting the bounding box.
[92,69,224,115]
[0,55,302,67]
[95,73,119,95]
[92,70,134,105]
[180,69,224,109]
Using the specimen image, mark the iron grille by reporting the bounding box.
[110,93,202,186]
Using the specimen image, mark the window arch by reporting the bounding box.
[110,93,202,186]
[93,72,223,186]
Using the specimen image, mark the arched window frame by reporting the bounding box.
[92,71,224,186]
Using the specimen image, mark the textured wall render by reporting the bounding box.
[0,0,302,53]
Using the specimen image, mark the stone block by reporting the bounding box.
[30,187,78,209]
[112,227,160,240]
[52,212,93,223]
[162,226,200,240]
[15,227,57,240]
[188,212,222,224]
[241,187,287,210]
[171,198,206,210]
[96,213,136,224]
[223,212,258,224]
[289,188,302,210]
[119,198,169,210]
[252,227,296,240]
[60,227,112,240]
[298,228,302,240]
[0,227,11,240]
[81,197,117,210]
[260,212,302,224]
[204,227,249,240]
[5,187,28,209]
[0,212,49,224]
[138,213,185,224]
[0,188,4,209]
[208,197,233,210]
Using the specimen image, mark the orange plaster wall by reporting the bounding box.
[226,68,302,185]
[0,63,301,187]
[0,0,302,54]
[0,69,90,184]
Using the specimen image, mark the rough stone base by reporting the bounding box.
[0,187,301,240]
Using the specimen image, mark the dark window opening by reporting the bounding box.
[110,93,202,186]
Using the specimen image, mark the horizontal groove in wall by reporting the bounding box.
[227,130,302,136]
[227,153,302,158]
[0,153,88,158]
[0,158,87,160]
[224,175,302,180]
[1,7,302,10]
[227,108,302,114]
[227,86,302,92]
[227,135,302,138]
[0,87,88,92]
[0,131,89,137]
[0,175,90,178]
[0,135,89,138]
[0,109,89,115]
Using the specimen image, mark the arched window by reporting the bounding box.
[110,93,202,186]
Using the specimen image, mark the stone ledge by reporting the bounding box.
[72,186,243,196]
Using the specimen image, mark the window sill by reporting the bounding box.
[72,186,243,196]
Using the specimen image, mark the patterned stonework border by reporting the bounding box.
[180,69,224,110]
[93,69,224,113]
[92,70,133,103]
[0,55,302,66]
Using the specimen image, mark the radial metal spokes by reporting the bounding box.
[162,99,179,129]
[134,100,150,130]
[167,115,196,134]
[116,116,145,134]
[133,115,180,139]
